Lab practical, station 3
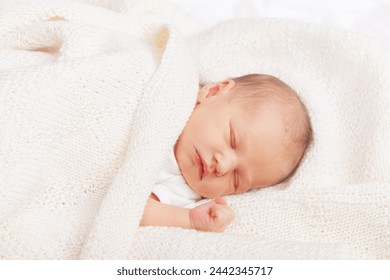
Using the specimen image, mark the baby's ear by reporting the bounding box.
[196,80,235,104]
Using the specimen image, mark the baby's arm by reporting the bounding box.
[140,196,234,232]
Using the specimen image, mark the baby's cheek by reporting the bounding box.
[199,181,226,198]
[193,183,213,198]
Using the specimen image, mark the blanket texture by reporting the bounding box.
[1,0,389,259]
[0,0,200,259]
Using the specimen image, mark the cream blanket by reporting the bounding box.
[1,0,389,259]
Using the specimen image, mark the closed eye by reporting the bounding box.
[234,171,239,190]
[230,122,236,148]
[230,122,240,190]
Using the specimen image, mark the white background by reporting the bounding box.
[170,0,390,56]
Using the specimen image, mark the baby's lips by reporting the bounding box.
[194,148,203,179]
[200,155,210,178]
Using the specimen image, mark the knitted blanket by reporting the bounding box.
[1,0,390,259]
[0,0,200,259]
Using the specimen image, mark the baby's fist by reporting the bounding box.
[189,197,235,232]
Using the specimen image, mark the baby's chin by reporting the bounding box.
[180,168,200,194]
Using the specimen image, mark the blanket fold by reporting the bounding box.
[0,0,198,259]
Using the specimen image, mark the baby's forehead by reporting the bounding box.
[233,93,289,119]
[229,87,304,136]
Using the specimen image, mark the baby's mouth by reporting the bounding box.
[195,149,209,180]
[194,148,204,180]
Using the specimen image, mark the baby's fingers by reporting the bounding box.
[210,204,235,232]
[214,197,227,205]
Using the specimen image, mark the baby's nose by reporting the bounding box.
[214,151,237,176]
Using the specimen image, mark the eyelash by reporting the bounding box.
[230,125,235,148]
[230,124,239,190]
[233,172,239,190]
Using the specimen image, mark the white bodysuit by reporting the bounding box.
[152,150,202,208]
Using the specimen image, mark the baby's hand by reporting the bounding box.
[189,197,234,232]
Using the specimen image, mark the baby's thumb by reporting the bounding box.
[214,197,227,205]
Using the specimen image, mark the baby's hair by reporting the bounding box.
[229,74,313,184]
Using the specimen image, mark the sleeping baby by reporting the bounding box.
[140,74,313,232]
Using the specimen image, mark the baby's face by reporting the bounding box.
[174,80,293,198]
